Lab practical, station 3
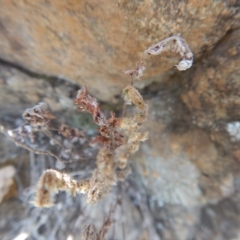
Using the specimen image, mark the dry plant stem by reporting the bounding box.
[0,125,65,163]
[121,103,127,118]
[81,199,118,240]
[117,185,126,240]
[127,179,161,240]
[124,36,193,82]
[81,224,98,240]
[33,83,149,206]
[98,202,116,239]
[2,36,193,210]
[42,129,65,149]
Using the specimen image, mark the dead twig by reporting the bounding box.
[0,125,66,163]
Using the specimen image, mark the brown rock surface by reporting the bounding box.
[182,29,240,129]
[0,0,239,101]
[131,78,240,238]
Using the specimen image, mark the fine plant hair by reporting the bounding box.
[0,36,193,208]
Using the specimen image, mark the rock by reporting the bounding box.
[182,29,240,129]
[193,193,240,240]
[152,204,200,240]
[0,64,79,116]
[132,83,240,238]
[0,165,16,203]
[0,1,239,101]
[133,91,226,207]
[0,2,240,239]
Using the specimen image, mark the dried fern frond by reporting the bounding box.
[59,123,85,139]
[122,85,147,110]
[144,36,193,71]
[33,169,90,207]
[22,102,55,128]
[1,36,193,209]
[123,36,193,83]
[74,86,107,126]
